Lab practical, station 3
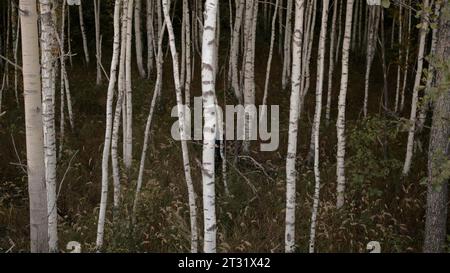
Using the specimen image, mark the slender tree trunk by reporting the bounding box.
[400,0,412,112]
[133,21,166,221]
[229,0,245,103]
[124,0,134,170]
[146,0,155,78]
[325,0,338,126]
[96,0,122,251]
[282,0,293,90]
[309,0,329,253]
[94,0,102,85]
[335,0,343,64]
[78,1,90,65]
[19,0,49,253]
[261,0,279,115]
[201,0,219,253]
[39,0,58,253]
[395,5,403,113]
[242,0,257,153]
[162,0,198,253]
[285,0,304,253]
[403,0,430,176]
[336,0,355,209]
[363,6,380,118]
[423,0,449,253]
[135,0,146,78]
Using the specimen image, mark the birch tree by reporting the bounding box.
[94,0,102,85]
[202,0,219,253]
[39,0,58,253]
[363,5,380,118]
[309,0,329,253]
[19,0,49,253]
[336,0,355,209]
[96,0,121,251]
[124,0,134,170]
[162,0,198,253]
[135,0,146,78]
[325,0,339,126]
[403,0,430,175]
[282,0,293,90]
[285,0,304,253]
[78,0,90,65]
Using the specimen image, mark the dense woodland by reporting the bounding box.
[0,0,449,253]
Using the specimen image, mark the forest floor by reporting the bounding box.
[0,32,434,252]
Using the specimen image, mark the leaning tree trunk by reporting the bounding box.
[162,0,198,253]
[309,0,329,253]
[133,21,166,221]
[39,0,58,253]
[19,0,49,253]
[261,0,279,116]
[423,0,449,253]
[336,0,355,209]
[285,0,305,253]
[78,1,90,65]
[403,0,430,175]
[96,0,121,251]
[201,0,219,253]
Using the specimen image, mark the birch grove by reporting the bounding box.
[1,0,449,254]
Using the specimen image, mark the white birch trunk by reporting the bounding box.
[201,0,219,253]
[402,0,430,175]
[336,0,355,209]
[230,0,245,103]
[400,0,412,112]
[94,0,102,85]
[96,0,121,251]
[19,0,49,253]
[309,0,329,253]
[282,0,293,90]
[78,1,90,65]
[146,0,155,77]
[261,0,279,116]
[363,6,380,118]
[285,0,304,253]
[39,0,58,253]
[133,21,166,220]
[124,0,135,170]
[394,5,402,113]
[162,0,198,253]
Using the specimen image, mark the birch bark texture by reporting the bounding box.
[309,0,329,253]
[78,1,90,65]
[96,0,122,251]
[162,0,198,253]
[403,0,430,175]
[39,0,58,253]
[19,0,49,253]
[336,0,355,209]
[285,0,305,253]
[202,0,219,254]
